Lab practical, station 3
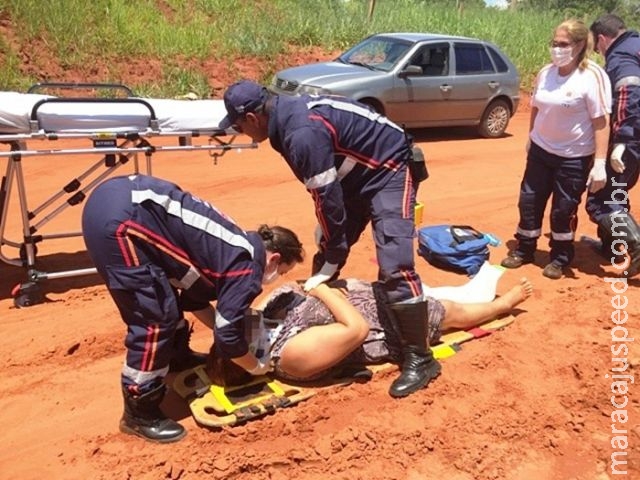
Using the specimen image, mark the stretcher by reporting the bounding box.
[0,82,256,307]
[173,314,515,428]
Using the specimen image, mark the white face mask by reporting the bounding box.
[262,266,280,285]
[550,46,574,67]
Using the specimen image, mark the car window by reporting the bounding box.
[487,46,509,73]
[340,36,412,72]
[408,44,449,76]
[454,43,495,75]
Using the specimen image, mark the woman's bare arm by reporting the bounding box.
[277,284,370,379]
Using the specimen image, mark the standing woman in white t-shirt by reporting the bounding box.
[501,19,612,280]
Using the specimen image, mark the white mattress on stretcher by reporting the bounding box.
[0,91,229,134]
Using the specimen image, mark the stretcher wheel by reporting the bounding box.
[11,281,45,308]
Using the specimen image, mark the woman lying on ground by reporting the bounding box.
[207,263,533,385]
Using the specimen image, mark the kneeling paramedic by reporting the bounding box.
[82,174,304,442]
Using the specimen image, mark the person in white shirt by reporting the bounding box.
[501,18,612,279]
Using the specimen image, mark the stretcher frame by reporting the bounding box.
[0,82,256,307]
[173,315,516,429]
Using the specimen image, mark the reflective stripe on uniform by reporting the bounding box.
[336,156,357,179]
[122,364,168,385]
[551,231,574,241]
[305,167,337,190]
[614,75,640,90]
[131,188,254,256]
[215,310,232,329]
[516,227,542,238]
[174,266,201,289]
[306,97,404,132]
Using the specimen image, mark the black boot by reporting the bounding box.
[596,224,614,259]
[388,302,441,398]
[168,321,207,373]
[120,384,186,443]
[601,213,640,277]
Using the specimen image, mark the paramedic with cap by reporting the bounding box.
[220,79,440,399]
[82,174,304,443]
[588,14,640,277]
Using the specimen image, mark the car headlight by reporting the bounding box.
[297,85,331,96]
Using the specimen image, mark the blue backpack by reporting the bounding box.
[417,225,494,276]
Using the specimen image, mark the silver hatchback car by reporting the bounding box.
[271,32,520,137]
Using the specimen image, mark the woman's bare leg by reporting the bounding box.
[440,277,533,331]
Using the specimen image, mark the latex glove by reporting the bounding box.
[587,158,607,193]
[246,356,273,376]
[304,262,338,292]
[313,224,324,249]
[610,144,626,174]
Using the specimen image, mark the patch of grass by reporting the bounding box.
[135,66,211,98]
[0,0,631,94]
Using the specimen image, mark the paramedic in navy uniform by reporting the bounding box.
[588,14,640,277]
[219,80,440,399]
[82,174,304,443]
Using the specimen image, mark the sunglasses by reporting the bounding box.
[550,40,572,48]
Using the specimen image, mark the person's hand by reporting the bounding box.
[525,138,531,153]
[246,356,273,376]
[610,144,626,174]
[303,262,338,292]
[587,158,607,193]
[313,224,324,248]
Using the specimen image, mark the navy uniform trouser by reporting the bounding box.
[585,143,639,225]
[82,178,181,394]
[313,166,423,304]
[513,142,590,266]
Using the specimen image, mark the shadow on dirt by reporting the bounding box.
[504,236,640,283]
[0,250,102,303]
[408,126,515,142]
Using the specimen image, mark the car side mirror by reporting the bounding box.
[398,65,423,78]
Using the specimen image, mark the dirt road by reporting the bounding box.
[0,106,638,480]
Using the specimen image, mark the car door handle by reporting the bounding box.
[488,81,499,88]
[439,84,452,92]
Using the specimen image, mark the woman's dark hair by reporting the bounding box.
[206,342,252,387]
[262,289,305,319]
[257,224,304,265]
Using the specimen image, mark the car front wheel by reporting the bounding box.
[478,99,510,138]
[358,98,384,116]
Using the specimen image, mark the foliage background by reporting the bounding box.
[0,0,639,96]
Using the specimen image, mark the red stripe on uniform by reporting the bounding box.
[616,88,628,134]
[115,223,137,267]
[121,221,254,283]
[400,269,423,297]
[402,169,413,219]
[310,188,330,244]
[309,114,398,171]
[140,324,160,371]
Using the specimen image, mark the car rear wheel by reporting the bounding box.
[478,99,510,138]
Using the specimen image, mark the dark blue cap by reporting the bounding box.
[219,80,268,129]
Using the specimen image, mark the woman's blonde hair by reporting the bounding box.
[555,19,593,70]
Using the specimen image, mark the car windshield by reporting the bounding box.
[337,36,412,72]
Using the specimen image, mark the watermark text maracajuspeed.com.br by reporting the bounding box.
[604,181,634,476]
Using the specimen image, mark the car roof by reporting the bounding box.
[373,32,477,43]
